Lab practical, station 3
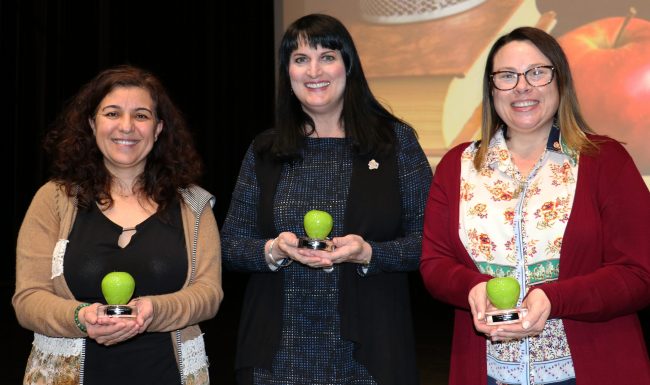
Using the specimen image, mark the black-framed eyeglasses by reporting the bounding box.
[490,65,555,91]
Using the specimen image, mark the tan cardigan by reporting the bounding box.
[13,181,223,385]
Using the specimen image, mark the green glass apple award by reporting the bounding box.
[485,276,528,325]
[97,271,138,318]
[298,210,335,252]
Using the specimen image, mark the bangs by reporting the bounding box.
[288,31,344,52]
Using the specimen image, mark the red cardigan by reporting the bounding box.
[421,136,650,385]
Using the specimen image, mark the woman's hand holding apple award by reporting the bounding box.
[488,288,551,342]
[468,281,493,336]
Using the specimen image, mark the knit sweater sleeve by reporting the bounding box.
[12,181,87,337]
[538,139,650,321]
[147,188,223,331]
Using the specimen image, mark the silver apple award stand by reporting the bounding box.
[97,271,138,318]
[297,210,335,272]
[485,276,528,325]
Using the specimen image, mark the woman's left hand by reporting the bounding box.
[297,234,371,266]
[488,288,551,341]
[132,297,154,334]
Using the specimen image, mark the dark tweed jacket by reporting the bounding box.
[233,128,428,385]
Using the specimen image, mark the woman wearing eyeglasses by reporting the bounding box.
[420,26,650,385]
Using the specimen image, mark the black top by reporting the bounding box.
[65,200,187,385]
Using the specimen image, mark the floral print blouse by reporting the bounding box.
[459,126,578,385]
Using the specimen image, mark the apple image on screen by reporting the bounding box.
[486,277,520,310]
[304,210,333,240]
[101,271,136,305]
[558,8,650,174]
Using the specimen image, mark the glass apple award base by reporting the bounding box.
[486,307,528,326]
[297,237,334,252]
[297,237,335,273]
[97,304,138,318]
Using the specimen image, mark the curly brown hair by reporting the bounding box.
[43,65,202,212]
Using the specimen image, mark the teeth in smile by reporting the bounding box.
[306,81,330,89]
[512,100,537,107]
[114,139,137,145]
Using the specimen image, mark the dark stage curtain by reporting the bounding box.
[4,1,274,383]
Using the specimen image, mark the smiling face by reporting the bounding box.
[89,86,163,177]
[492,40,559,139]
[289,41,347,119]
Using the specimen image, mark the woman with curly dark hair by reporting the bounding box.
[13,65,222,385]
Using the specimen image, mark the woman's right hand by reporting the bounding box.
[82,303,140,346]
[468,281,495,336]
[267,231,334,269]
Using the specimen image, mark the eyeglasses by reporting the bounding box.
[490,65,555,91]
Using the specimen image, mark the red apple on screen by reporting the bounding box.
[558,9,650,174]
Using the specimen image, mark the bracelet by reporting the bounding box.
[74,303,91,333]
[268,237,292,268]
